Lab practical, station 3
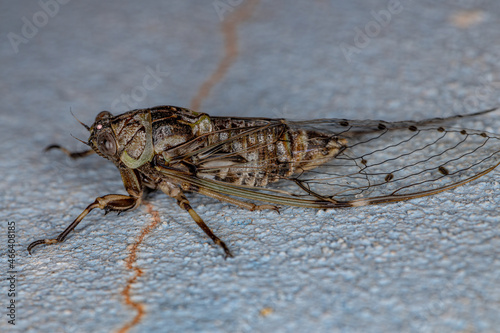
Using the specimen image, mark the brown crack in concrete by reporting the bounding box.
[190,0,260,111]
[117,203,162,333]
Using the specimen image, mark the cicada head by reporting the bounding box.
[88,109,155,169]
[88,111,120,162]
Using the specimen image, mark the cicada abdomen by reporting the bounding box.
[192,116,347,187]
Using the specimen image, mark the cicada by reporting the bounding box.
[28,106,500,257]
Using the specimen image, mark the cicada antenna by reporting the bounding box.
[70,133,90,146]
[70,108,90,131]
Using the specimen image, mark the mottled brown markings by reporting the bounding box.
[195,119,296,187]
[408,125,418,131]
[385,173,394,182]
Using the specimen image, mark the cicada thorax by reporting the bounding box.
[108,106,204,170]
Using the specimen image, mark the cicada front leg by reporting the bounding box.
[45,144,95,159]
[28,168,143,254]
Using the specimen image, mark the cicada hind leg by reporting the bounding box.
[159,180,280,258]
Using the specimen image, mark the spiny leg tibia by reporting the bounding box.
[45,145,95,159]
[28,194,140,254]
[175,185,280,258]
[175,193,234,258]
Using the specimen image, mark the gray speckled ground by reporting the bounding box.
[1,1,500,332]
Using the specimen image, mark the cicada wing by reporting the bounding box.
[284,109,500,204]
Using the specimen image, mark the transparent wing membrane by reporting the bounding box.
[288,117,500,204]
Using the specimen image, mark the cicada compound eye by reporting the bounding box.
[95,111,113,122]
[97,130,117,157]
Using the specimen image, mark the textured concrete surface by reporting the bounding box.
[1,1,500,332]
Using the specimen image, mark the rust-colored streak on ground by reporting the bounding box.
[117,203,162,333]
[190,0,260,111]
